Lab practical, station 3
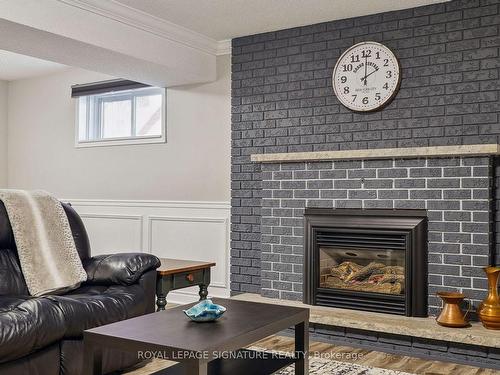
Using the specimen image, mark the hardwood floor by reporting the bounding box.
[124,334,496,375]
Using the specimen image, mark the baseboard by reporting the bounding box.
[167,287,231,305]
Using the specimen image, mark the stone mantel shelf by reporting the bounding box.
[251,144,500,163]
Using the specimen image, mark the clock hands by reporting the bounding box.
[363,55,368,86]
[361,67,379,85]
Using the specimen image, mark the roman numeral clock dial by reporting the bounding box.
[332,41,401,112]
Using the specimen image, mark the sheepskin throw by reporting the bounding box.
[0,190,87,296]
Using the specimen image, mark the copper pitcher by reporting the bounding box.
[478,266,500,330]
[436,292,471,328]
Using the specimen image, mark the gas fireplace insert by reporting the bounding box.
[303,209,428,317]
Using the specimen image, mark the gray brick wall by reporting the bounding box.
[231,0,500,295]
[260,157,492,314]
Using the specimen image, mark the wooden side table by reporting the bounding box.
[155,258,216,311]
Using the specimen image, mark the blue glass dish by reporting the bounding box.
[183,299,226,322]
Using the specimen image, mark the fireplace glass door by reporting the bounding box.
[319,247,405,295]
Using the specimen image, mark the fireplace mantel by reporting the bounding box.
[251,144,500,163]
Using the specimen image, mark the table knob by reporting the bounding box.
[186,274,194,282]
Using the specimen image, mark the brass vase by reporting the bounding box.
[478,266,500,330]
[436,292,471,328]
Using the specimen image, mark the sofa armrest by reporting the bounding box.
[83,253,161,286]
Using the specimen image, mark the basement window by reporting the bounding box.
[72,79,166,147]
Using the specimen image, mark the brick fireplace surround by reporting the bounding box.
[231,0,500,366]
[259,154,493,315]
[231,0,500,297]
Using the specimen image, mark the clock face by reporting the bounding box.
[332,41,400,112]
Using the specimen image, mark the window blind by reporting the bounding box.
[71,79,149,98]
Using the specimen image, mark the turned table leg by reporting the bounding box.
[199,285,208,300]
[156,293,167,311]
[156,275,172,311]
[198,268,211,301]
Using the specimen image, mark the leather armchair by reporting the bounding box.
[0,202,160,375]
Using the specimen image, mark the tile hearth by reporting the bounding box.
[232,294,500,370]
[232,293,500,348]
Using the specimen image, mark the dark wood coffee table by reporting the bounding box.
[83,298,309,375]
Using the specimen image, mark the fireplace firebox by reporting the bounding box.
[304,209,428,317]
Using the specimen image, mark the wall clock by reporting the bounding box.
[332,41,401,112]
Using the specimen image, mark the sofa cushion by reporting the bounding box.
[46,283,147,338]
[0,282,148,363]
[0,297,66,363]
[0,249,29,296]
[0,342,60,375]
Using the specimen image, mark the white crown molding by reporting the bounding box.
[216,39,232,56]
[57,0,228,55]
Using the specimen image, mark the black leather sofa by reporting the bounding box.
[0,202,161,374]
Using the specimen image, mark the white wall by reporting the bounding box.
[0,81,7,187]
[7,55,231,202]
[6,55,231,302]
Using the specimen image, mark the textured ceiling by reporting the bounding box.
[0,0,448,81]
[114,0,448,40]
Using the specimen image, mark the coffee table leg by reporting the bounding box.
[185,360,208,375]
[295,320,309,375]
[83,339,102,375]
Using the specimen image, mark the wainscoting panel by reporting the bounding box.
[78,214,143,255]
[64,199,231,304]
[148,216,229,289]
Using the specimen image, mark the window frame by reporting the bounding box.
[75,87,166,148]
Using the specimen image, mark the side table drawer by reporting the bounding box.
[172,270,204,289]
